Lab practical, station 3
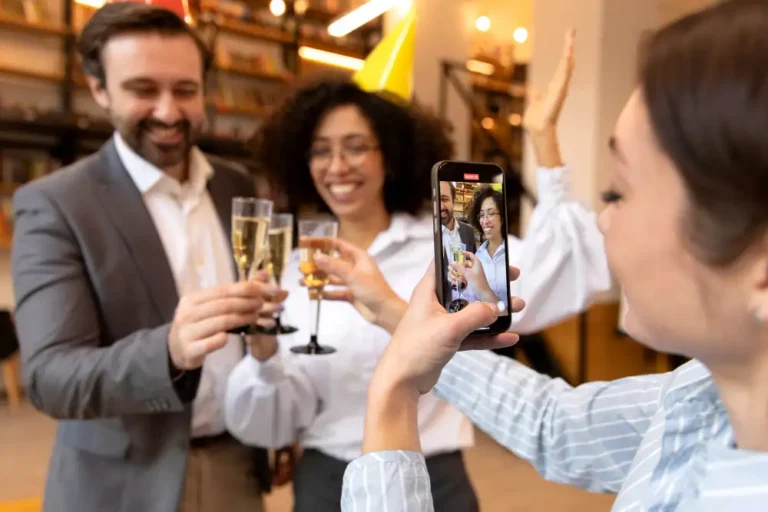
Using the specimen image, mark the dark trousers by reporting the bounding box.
[293,449,479,512]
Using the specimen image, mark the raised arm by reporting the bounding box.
[509,28,612,334]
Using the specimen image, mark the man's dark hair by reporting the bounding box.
[469,186,506,238]
[76,3,213,86]
[250,73,454,216]
[639,0,768,265]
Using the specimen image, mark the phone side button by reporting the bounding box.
[434,217,439,233]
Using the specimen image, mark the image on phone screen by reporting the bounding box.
[437,178,509,317]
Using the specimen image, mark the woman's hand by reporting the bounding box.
[311,238,407,335]
[372,263,525,396]
[455,252,499,303]
[522,29,575,168]
[362,264,525,454]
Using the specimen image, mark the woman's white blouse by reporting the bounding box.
[224,166,612,462]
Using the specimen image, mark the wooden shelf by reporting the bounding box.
[0,11,70,36]
[210,102,268,118]
[217,61,288,82]
[217,18,292,44]
[0,182,20,195]
[0,63,63,83]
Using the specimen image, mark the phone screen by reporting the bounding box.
[432,161,512,334]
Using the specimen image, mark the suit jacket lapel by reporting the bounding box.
[92,139,179,323]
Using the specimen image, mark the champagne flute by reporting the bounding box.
[228,197,273,335]
[448,242,469,313]
[264,213,299,334]
[291,219,339,355]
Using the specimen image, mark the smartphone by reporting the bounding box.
[431,161,512,335]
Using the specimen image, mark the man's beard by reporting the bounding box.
[441,209,453,226]
[115,116,199,171]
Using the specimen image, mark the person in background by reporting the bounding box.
[225,29,610,512]
[339,2,768,510]
[10,4,279,511]
[439,180,477,306]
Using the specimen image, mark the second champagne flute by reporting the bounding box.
[228,197,273,335]
[265,213,299,334]
[291,218,338,355]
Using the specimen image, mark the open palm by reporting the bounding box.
[523,29,575,135]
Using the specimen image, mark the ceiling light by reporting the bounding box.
[513,27,528,43]
[269,0,286,16]
[481,117,495,130]
[328,0,406,38]
[476,16,490,33]
[298,46,365,70]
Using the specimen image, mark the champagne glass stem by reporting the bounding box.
[308,290,322,353]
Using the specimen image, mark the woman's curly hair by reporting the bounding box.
[469,186,507,240]
[249,73,454,215]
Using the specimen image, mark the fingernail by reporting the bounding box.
[315,254,328,264]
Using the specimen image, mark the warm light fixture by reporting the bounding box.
[513,27,528,43]
[466,59,494,76]
[508,113,522,126]
[294,0,308,15]
[269,0,286,16]
[328,0,407,38]
[475,15,490,33]
[298,46,365,70]
[481,117,495,130]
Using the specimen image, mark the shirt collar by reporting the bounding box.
[477,239,506,259]
[113,132,214,199]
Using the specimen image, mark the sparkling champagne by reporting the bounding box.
[232,216,269,278]
[299,238,333,289]
[268,226,292,279]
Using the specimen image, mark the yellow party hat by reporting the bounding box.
[353,9,415,101]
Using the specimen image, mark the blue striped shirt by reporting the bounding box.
[341,352,768,511]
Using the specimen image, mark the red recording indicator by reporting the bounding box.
[464,173,480,181]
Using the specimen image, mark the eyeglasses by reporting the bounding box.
[477,210,500,222]
[308,143,380,170]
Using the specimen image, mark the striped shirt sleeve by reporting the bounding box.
[435,351,670,493]
[341,450,434,512]
[679,445,768,511]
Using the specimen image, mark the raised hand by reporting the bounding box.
[522,29,575,168]
[311,238,407,334]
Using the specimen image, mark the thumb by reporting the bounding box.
[445,301,499,341]
[314,253,353,282]
[410,261,438,305]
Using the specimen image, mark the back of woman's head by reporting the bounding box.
[640,0,768,265]
[250,73,454,215]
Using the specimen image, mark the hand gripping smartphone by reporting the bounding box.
[431,161,512,335]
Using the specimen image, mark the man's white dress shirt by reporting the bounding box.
[115,133,241,438]
[225,165,612,461]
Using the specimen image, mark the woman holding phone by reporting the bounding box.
[225,30,610,511]
[334,2,768,510]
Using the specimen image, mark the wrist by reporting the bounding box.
[363,371,421,454]
[529,128,564,168]
[374,295,408,335]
